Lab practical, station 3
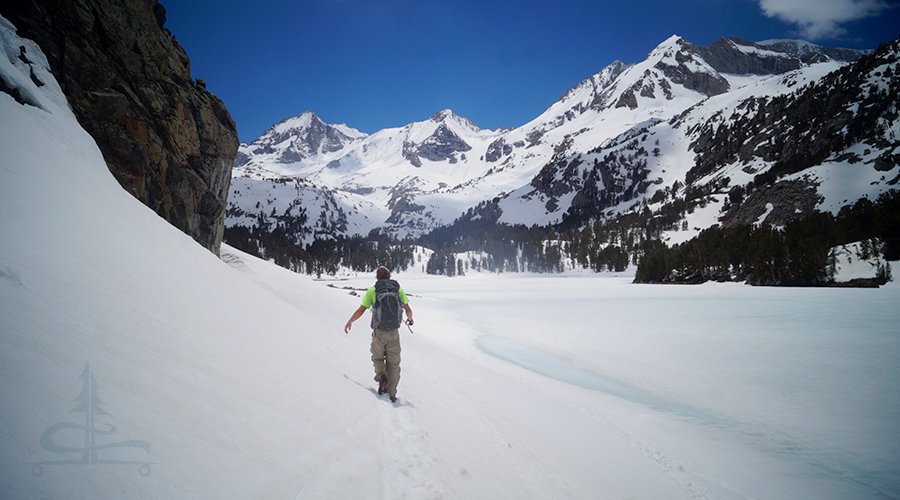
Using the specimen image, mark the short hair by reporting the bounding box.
[376,267,391,280]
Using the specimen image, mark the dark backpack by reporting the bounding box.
[370,279,403,330]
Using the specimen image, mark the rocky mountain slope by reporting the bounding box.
[0,0,239,254]
[226,35,894,261]
[518,39,898,232]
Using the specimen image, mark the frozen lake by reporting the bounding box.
[388,273,900,499]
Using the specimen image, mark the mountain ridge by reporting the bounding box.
[224,35,892,273]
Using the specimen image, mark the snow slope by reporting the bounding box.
[3,17,898,499]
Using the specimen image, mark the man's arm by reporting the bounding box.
[398,288,413,326]
[345,305,368,333]
[403,303,414,326]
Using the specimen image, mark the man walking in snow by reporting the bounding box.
[344,267,413,402]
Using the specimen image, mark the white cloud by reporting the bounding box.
[757,0,890,40]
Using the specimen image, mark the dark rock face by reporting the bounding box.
[698,37,802,76]
[485,138,513,162]
[654,37,869,100]
[654,39,731,97]
[385,179,426,227]
[758,38,869,64]
[1,0,239,254]
[414,124,472,162]
[719,179,822,228]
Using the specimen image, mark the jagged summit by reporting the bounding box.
[429,109,454,121]
[264,110,367,141]
[235,111,366,168]
[269,110,367,139]
[428,109,482,133]
[647,34,688,58]
[271,110,319,131]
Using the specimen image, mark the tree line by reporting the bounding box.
[634,190,899,285]
[224,225,417,277]
[224,188,897,284]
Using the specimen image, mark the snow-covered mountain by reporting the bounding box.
[227,35,884,247]
[235,111,367,168]
[515,41,899,236]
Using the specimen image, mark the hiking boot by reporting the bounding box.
[390,395,397,403]
[378,375,388,395]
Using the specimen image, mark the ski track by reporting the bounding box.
[377,396,443,500]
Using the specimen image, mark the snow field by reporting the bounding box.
[378,272,900,499]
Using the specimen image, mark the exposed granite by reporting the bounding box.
[1,0,239,254]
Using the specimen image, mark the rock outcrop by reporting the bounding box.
[719,179,822,228]
[414,123,472,162]
[1,0,238,254]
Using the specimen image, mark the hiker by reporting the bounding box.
[344,267,413,402]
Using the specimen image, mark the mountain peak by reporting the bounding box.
[271,110,321,134]
[429,109,456,122]
[235,110,366,167]
[428,109,481,132]
[648,35,687,58]
[264,111,366,140]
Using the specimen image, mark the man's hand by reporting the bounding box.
[345,305,367,334]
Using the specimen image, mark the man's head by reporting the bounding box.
[376,266,391,280]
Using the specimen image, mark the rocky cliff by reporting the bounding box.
[0,0,238,254]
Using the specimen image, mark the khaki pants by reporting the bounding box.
[371,328,401,398]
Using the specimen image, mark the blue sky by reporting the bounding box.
[164,0,898,142]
